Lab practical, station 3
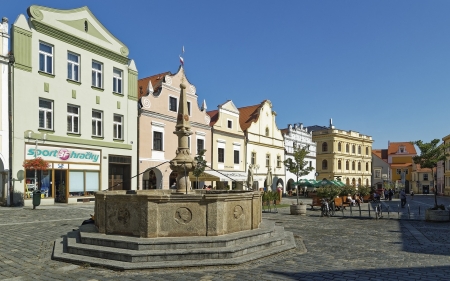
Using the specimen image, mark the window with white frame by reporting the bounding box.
[169,96,177,112]
[92,61,102,88]
[67,52,79,81]
[113,114,123,140]
[234,150,239,164]
[39,99,53,130]
[375,169,381,178]
[39,42,53,74]
[218,148,224,163]
[396,169,401,174]
[113,68,122,94]
[153,131,163,151]
[92,110,102,137]
[67,105,79,133]
[197,138,204,155]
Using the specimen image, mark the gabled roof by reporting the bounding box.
[138,71,171,99]
[413,164,434,173]
[237,101,267,131]
[388,142,417,155]
[372,149,388,162]
[372,149,382,159]
[206,110,218,126]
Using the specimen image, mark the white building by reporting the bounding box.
[281,123,316,193]
[0,17,10,205]
[10,6,138,206]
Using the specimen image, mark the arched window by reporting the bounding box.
[366,162,369,171]
[358,146,361,154]
[366,179,369,186]
[358,162,361,171]
[346,178,350,185]
[338,160,341,169]
[352,145,355,153]
[346,161,349,170]
[322,142,328,152]
[346,144,349,153]
[352,161,355,170]
[265,127,269,137]
[352,178,356,186]
[366,147,369,155]
[338,142,342,151]
[322,160,328,170]
[358,178,361,186]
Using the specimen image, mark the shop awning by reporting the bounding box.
[189,171,248,182]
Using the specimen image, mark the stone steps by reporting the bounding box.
[52,220,296,270]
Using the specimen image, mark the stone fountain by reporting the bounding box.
[52,79,296,270]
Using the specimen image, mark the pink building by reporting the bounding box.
[137,66,211,190]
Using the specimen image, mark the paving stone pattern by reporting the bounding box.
[1,200,450,281]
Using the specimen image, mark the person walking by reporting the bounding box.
[410,190,414,200]
[400,189,406,208]
[384,189,388,200]
[388,189,393,201]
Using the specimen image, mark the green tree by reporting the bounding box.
[284,143,315,205]
[411,139,450,208]
[193,149,207,189]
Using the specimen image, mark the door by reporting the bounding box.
[54,170,67,203]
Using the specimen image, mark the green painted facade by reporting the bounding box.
[11,26,32,72]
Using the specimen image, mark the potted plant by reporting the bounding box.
[284,143,314,215]
[412,139,450,222]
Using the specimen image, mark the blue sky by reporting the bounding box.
[4,1,450,148]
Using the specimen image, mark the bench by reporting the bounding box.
[333,197,343,210]
[308,196,322,210]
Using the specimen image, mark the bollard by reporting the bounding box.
[398,204,400,219]
[350,204,353,216]
[408,204,410,219]
[359,204,362,217]
[387,205,390,219]
[419,206,420,215]
[368,203,371,218]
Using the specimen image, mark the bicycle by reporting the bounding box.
[375,203,383,219]
[321,198,335,217]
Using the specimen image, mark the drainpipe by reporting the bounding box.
[137,106,140,190]
[8,53,14,206]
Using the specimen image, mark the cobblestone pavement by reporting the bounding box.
[1,201,450,281]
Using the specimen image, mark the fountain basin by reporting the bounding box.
[95,190,262,238]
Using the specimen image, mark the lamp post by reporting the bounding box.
[28,132,46,208]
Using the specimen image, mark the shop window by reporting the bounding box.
[69,170,99,197]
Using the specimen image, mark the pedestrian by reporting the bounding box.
[384,189,388,200]
[400,189,406,208]
[388,189,393,201]
[410,190,414,200]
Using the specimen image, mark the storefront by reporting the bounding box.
[24,144,101,205]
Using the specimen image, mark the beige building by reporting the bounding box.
[443,134,450,196]
[238,100,285,191]
[311,120,373,186]
[206,100,247,189]
[138,66,211,190]
[411,163,434,195]
[0,17,9,204]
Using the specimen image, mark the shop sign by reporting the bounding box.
[25,145,100,164]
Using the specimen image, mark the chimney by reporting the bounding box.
[329,118,335,129]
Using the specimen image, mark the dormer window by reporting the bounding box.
[399,146,405,153]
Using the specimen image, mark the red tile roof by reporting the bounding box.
[391,163,412,167]
[280,128,289,136]
[238,101,267,131]
[207,110,218,126]
[137,71,171,99]
[372,149,382,159]
[414,164,435,173]
[388,142,417,155]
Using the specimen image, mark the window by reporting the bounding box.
[345,144,349,153]
[322,160,328,170]
[92,61,102,88]
[169,97,177,112]
[396,169,401,175]
[113,114,123,140]
[423,174,428,181]
[113,68,122,94]
[309,161,312,167]
[91,110,102,137]
[403,169,409,175]
[218,148,224,163]
[39,99,53,130]
[67,52,79,81]
[358,146,361,154]
[188,136,191,149]
[366,162,369,171]
[399,146,405,153]
[277,155,281,168]
[227,120,232,129]
[251,152,256,165]
[366,147,369,155]
[234,150,239,164]
[187,101,191,115]
[266,154,270,167]
[197,139,204,155]
[338,142,342,152]
[338,160,341,169]
[352,145,355,153]
[322,142,328,152]
[352,161,355,170]
[39,42,53,74]
[265,127,269,137]
[375,169,381,178]
[153,131,163,151]
[346,161,349,170]
[67,105,79,133]
[358,162,361,171]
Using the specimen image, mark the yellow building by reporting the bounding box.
[443,134,450,196]
[311,120,373,186]
[411,163,433,194]
[387,142,416,193]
